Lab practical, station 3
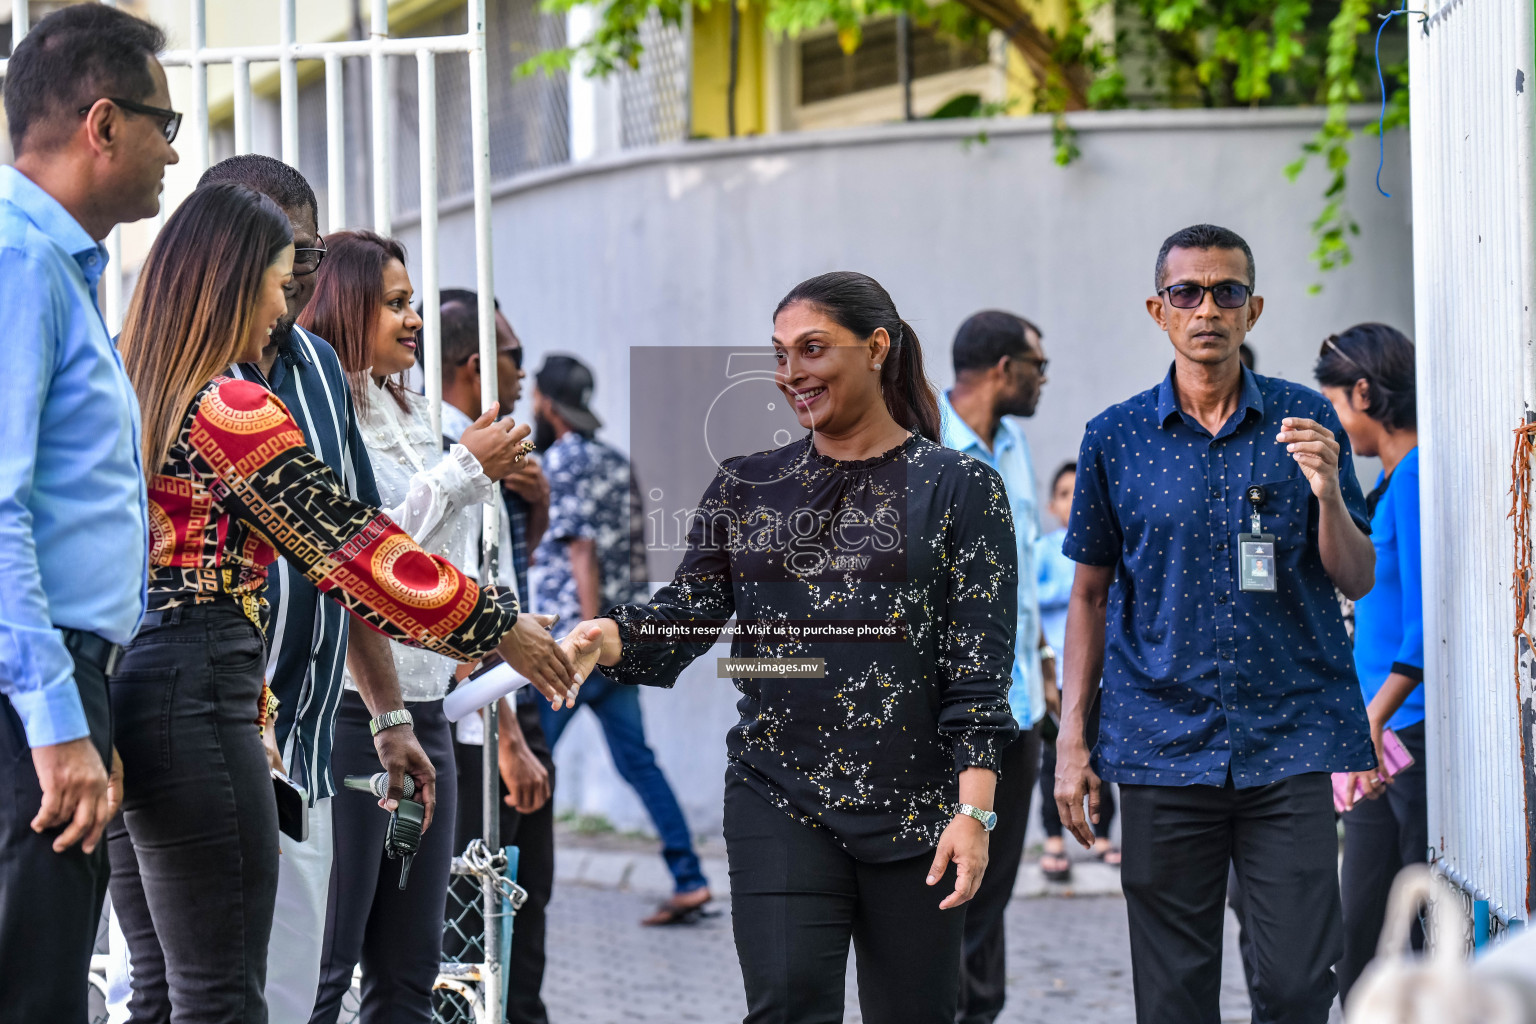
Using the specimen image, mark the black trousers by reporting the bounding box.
[310,691,458,1024]
[1338,721,1427,1004]
[724,774,965,1024]
[957,724,1040,1024]
[107,603,279,1024]
[1120,772,1342,1024]
[451,699,556,1024]
[1038,700,1114,841]
[0,644,112,1024]
[1228,862,1260,1002]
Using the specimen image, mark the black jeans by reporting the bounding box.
[1120,772,1342,1024]
[1338,720,1427,1004]
[957,724,1040,1024]
[452,700,555,1024]
[0,644,112,1024]
[310,691,457,1024]
[107,602,279,1024]
[724,775,965,1024]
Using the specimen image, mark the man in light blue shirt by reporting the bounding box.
[0,7,178,1019]
[939,310,1053,1024]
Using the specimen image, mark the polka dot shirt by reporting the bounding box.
[1063,366,1375,788]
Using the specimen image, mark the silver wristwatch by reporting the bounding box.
[956,803,998,831]
[369,708,414,737]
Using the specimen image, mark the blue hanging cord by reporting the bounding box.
[1374,4,1426,197]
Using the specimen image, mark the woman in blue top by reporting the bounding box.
[1314,323,1423,1005]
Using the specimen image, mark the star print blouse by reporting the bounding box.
[1064,366,1374,788]
[145,377,518,662]
[604,433,1019,862]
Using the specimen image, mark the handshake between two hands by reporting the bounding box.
[495,612,606,711]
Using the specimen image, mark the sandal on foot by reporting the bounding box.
[641,889,714,926]
[1040,852,1073,882]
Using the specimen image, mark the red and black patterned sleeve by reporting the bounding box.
[185,378,517,661]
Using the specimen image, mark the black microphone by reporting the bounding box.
[343,772,416,800]
[342,773,424,890]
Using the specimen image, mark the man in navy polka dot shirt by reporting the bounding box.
[1054,224,1377,1024]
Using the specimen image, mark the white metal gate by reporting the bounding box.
[2,1,512,1016]
[1410,0,1536,926]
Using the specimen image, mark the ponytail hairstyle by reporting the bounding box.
[120,183,293,476]
[1313,322,1416,431]
[773,271,941,441]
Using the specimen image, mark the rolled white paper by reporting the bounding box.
[443,662,531,723]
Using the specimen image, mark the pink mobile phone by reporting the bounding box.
[1332,729,1415,812]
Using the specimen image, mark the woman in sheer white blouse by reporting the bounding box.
[297,230,567,1024]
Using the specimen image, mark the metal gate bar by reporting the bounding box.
[1,0,506,1013]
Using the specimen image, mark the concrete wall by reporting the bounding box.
[399,107,1414,841]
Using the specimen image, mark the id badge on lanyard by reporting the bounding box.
[1239,484,1277,593]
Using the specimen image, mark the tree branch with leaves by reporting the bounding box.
[530,0,1407,280]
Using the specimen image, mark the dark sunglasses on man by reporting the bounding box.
[1014,352,1048,375]
[1159,281,1253,310]
[77,96,182,144]
[448,345,523,369]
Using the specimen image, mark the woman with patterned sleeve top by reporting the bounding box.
[565,272,1019,1024]
[109,184,590,1023]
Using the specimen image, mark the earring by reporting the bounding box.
[873,363,882,370]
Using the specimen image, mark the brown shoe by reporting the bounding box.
[641,887,713,926]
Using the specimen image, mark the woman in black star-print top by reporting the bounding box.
[566,272,1018,1024]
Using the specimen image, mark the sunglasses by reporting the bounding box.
[452,346,523,369]
[1159,281,1253,309]
[1320,335,1365,371]
[78,96,182,143]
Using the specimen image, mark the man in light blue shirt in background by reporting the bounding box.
[0,6,178,1019]
[939,310,1054,1024]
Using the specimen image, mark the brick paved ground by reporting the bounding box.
[542,886,1256,1023]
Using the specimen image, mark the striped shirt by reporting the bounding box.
[232,326,380,800]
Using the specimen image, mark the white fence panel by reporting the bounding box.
[1,0,509,1011]
[1411,0,1536,923]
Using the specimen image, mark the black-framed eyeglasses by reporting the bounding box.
[1013,353,1048,375]
[78,97,182,143]
[1159,281,1253,309]
[292,244,328,276]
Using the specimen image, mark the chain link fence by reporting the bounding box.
[337,841,525,1024]
[393,0,571,220]
[88,843,520,1024]
[619,11,690,149]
